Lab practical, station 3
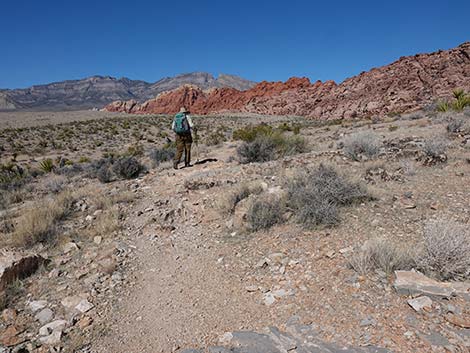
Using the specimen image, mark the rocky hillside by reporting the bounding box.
[0,73,256,111]
[106,42,470,119]
[0,92,16,110]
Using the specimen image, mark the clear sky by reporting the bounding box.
[1,0,469,89]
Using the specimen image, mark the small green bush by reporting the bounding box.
[205,131,227,146]
[233,124,273,142]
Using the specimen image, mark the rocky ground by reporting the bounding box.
[1,110,470,353]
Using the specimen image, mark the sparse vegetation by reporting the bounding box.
[217,181,264,215]
[423,136,448,158]
[342,131,381,161]
[205,131,227,146]
[11,190,75,247]
[237,132,307,164]
[246,195,284,231]
[149,146,175,166]
[39,158,54,173]
[416,219,470,281]
[348,238,415,275]
[286,164,371,227]
[112,156,144,179]
[437,89,470,112]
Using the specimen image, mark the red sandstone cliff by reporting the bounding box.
[105,42,470,119]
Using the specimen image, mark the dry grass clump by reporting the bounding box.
[286,164,371,227]
[12,190,75,247]
[85,208,121,239]
[416,219,470,281]
[217,181,264,215]
[246,194,284,231]
[348,238,415,275]
[342,131,382,161]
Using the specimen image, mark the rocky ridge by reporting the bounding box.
[105,42,470,119]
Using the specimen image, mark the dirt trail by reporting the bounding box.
[93,154,272,352]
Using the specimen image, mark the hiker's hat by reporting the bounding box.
[180,107,189,113]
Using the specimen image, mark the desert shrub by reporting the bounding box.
[287,164,370,227]
[44,175,66,194]
[218,181,264,215]
[246,195,284,231]
[126,144,144,157]
[348,238,415,275]
[97,163,113,183]
[446,118,464,133]
[233,124,273,142]
[39,159,54,173]
[237,135,277,163]
[205,131,227,146]
[112,156,144,179]
[12,191,75,247]
[237,133,307,164]
[149,146,175,166]
[416,219,470,280]
[78,156,90,163]
[423,136,448,158]
[0,163,26,188]
[277,122,302,134]
[342,132,381,161]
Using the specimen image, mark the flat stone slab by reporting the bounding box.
[394,270,455,298]
[184,325,390,353]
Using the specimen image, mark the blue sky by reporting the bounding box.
[1,0,469,88]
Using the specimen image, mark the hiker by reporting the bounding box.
[172,107,196,169]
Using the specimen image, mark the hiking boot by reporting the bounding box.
[173,162,178,170]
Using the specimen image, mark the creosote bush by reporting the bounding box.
[112,156,144,179]
[287,164,371,227]
[416,219,470,281]
[342,131,382,161]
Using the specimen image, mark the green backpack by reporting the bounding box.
[173,113,190,134]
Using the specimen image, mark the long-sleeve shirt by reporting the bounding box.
[172,114,194,131]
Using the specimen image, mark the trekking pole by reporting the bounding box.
[194,128,200,163]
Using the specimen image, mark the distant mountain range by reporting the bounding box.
[0,72,256,111]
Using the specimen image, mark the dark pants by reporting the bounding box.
[174,133,192,166]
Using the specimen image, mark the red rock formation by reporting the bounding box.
[104,42,470,119]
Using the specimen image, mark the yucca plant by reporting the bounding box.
[39,158,54,173]
[436,101,450,112]
[451,89,470,112]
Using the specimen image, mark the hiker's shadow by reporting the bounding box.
[194,158,218,165]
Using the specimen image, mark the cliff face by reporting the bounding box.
[105,42,470,119]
